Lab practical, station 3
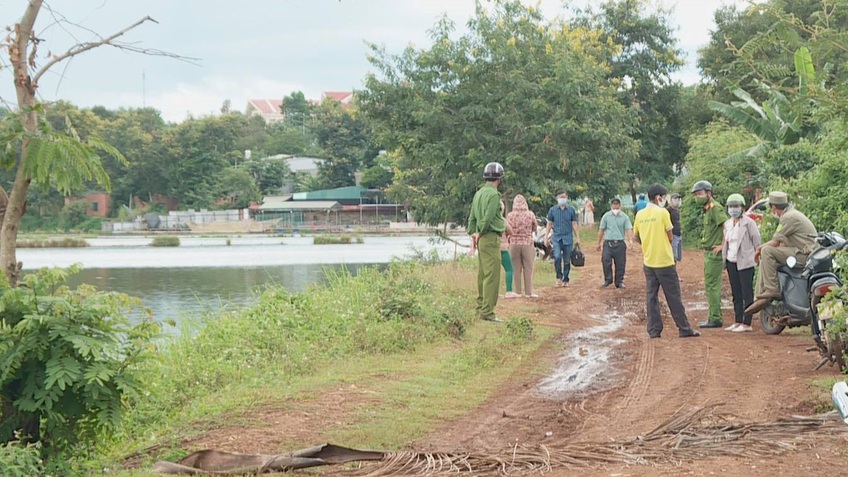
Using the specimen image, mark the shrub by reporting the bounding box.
[0,437,43,477]
[58,200,91,231]
[313,234,364,245]
[16,238,89,248]
[0,266,160,453]
[151,236,180,247]
[679,121,762,246]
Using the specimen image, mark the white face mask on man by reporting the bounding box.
[611,209,621,215]
[557,198,568,206]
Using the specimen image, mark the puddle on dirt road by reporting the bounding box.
[536,312,631,399]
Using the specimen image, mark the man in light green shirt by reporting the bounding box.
[468,162,506,322]
[597,198,633,288]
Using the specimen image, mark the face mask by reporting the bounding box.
[611,209,621,215]
[557,198,568,206]
[728,207,742,218]
[695,196,709,206]
[672,198,682,207]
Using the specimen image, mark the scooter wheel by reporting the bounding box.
[760,306,786,335]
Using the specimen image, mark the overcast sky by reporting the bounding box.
[0,0,746,122]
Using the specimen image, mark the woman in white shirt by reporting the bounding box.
[722,194,762,332]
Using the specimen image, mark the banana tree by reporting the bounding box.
[708,47,821,160]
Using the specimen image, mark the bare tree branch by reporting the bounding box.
[32,15,199,86]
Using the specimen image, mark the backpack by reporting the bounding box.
[571,244,585,267]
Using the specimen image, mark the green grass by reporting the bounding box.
[78,259,559,476]
[313,234,364,244]
[150,236,180,247]
[16,237,89,248]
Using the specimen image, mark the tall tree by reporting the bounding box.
[698,0,848,103]
[0,1,186,284]
[166,114,244,209]
[99,108,170,210]
[572,0,686,197]
[359,0,637,225]
[312,98,378,189]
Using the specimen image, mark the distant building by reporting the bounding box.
[255,186,403,227]
[245,99,284,123]
[258,154,326,194]
[65,192,110,218]
[321,91,354,109]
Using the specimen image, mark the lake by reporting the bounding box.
[18,235,462,321]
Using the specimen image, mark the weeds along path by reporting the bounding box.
[416,247,848,476]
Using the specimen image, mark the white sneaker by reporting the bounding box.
[556,279,564,287]
[725,323,741,331]
[505,292,521,299]
[526,293,539,298]
[732,324,753,333]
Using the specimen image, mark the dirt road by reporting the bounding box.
[417,246,848,476]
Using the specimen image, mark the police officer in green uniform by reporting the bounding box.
[468,162,506,322]
[692,180,728,328]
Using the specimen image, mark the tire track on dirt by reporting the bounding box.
[616,336,654,418]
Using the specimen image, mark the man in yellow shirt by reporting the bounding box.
[633,183,700,339]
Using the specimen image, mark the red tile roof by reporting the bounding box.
[248,99,283,115]
[322,91,353,102]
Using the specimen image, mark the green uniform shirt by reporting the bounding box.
[701,200,728,249]
[599,211,632,241]
[467,184,505,235]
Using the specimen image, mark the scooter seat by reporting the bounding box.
[778,265,804,278]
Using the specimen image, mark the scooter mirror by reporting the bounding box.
[786,256,797,268]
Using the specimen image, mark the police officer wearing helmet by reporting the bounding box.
[692,180,728,328]
[468,162,507,322]
[722,194,762,332]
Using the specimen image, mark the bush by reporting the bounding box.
[151,236,180,247]
[16,238,88,248]
[679,121,762,245]
[58,200,91,231]
[0,438,43,477]
[313,234,364,245]
[0,266,160,454]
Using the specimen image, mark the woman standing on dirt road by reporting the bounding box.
[722,194,762,333]
[507,195,538,298]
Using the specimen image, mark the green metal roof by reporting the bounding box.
[292,186,367,201]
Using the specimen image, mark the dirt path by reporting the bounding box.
[417,246,848,475]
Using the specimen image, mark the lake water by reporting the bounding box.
[18,235,461,321]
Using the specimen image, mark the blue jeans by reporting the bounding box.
[672,235,682,262]
[552,236,573,282]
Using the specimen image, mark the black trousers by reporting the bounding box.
[726,260,755,325]
[643,265,695,337]
[602,240,627,285]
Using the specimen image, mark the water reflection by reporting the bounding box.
[65,264,379,322]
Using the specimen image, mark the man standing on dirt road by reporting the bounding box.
[745,191,818,315]
[633,183,700,339]
[545,191,580,287]
[667,193,683,264]
[468,162,507,323]
[597,198,633,289]
[692,180,728,329]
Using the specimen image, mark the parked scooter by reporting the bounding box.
[759,231,848,371]
[534,217,552,260]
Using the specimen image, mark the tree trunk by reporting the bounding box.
[1,0,43,286]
